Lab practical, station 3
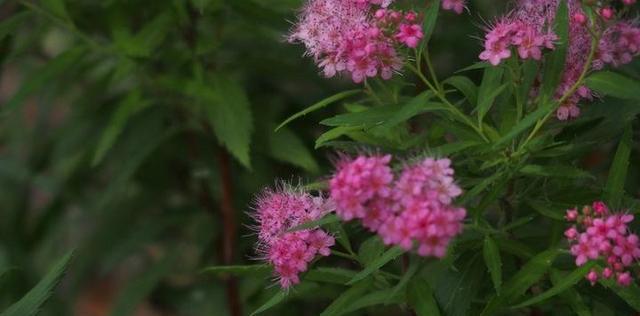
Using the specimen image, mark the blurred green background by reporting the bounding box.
[7,0,636,315]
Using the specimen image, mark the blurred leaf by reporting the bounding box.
[41,0,70,21]
[386,259,418,304]
[539,0,568,102]
[341,289,403,315]
[268,127,319,173]
[110,255,175,316]
[408,275,441,316]
[320,279,372,316]
[276,90,361,131]
[112,13,173,58]
[348,246,404,285]
[188,76,253,168]
[483,236,502,295]
[586,71,640,100]
[604,125,632,208]
[512,261,595,308]
[526,200,565,220]
[0,11,32,41]
[320,106,397,127]
[3,47,85,113]
[327,221,354,255]
[315,126,362,149]
[493,102,552,148]
[444,75,478,106]
[422,0,440,42]
[1,251,73,316]
[251,290,287,316]
[477,66,504,123]
[550,269,591,316]
[92,91,150,166]
[200,265,271,277]
[358,236,385,266]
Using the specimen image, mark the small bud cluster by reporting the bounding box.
[253,187,335,288]
[565,201,640,287]
[288,0,423,83]
[442,0,467,15]
[329,154,466,258]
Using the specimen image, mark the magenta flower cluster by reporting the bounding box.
[565,201,640,287]
[442,0,466,15]
[253,188,335,288]
[329,154,466,258]
[480,0,640,121]
[288,0,423,83]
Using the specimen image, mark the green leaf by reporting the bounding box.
[251,290,287,316]
[550,269,591,316]
[320,280,372,316]
[585,71,640,100]
[327,221,353,255]
[1,251,74,316]
[483,236,502,295]
[408,276,441,316]
[3,47,85,113]
[358,236,385,266]
[519,164,594,179]
[200,265,271,277]
[112,13,173,58]
[348,246,404,285]
[276,90,361,131]
[539,0,568,102]
[109,255,175,316]
[187,76,253,168]
[481,249,558,315]
[477,66,504,123]
[41,0,71,21]
[526,200,565,221]
[268,127,319,173]
[422,0,440,42]
[92,91,150,166]
[315,126,362,149]
[379,92,445,128]
[493,103,551,148]
[599,278,640,311]
[604,125,632,208]
[320,106,398,127]
[305,267,357,285]
[341,289,403,315]
[386,259,419,304]
[512,261,596,308]
[287,214,340,233]
[444,75,478,106]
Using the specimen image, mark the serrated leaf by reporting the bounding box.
[585,71,640,100]
[287,214,340,233]
[200,265,271,277]
[92,91,150,166]
[512,261,595,308]
[276,90,361,131]
[408,275,441,316]
[109,255,175,316]
[268,127,319,173]
[444,75,478,106]
[539,0,568,102]
[604,125,632,208]
[320,280,372,316]
[187,76,253,168]
[1,251,73,316]
[348,246,404,285]
[483,236,502,295]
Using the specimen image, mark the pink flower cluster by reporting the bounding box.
[329,154,466,258]
[480,0,640,121]
[442,0,466,15]
[565,201,640,287]
[253,187,335,288]
[288,0,423,83]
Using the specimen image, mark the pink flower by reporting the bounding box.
[479,38,512,66]
[571,233,600,266]
[565,227,578,240]
[442,0,466,15]
[566,208,579,221]
[586,269,599,285]
[617,272,633,287]
[395,24,423,48]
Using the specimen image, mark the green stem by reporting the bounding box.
[516,30,601,155]
[331,250,358,261]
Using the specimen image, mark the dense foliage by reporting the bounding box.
[1,0,640,315]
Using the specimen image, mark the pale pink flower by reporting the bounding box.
[442,0,466,15]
